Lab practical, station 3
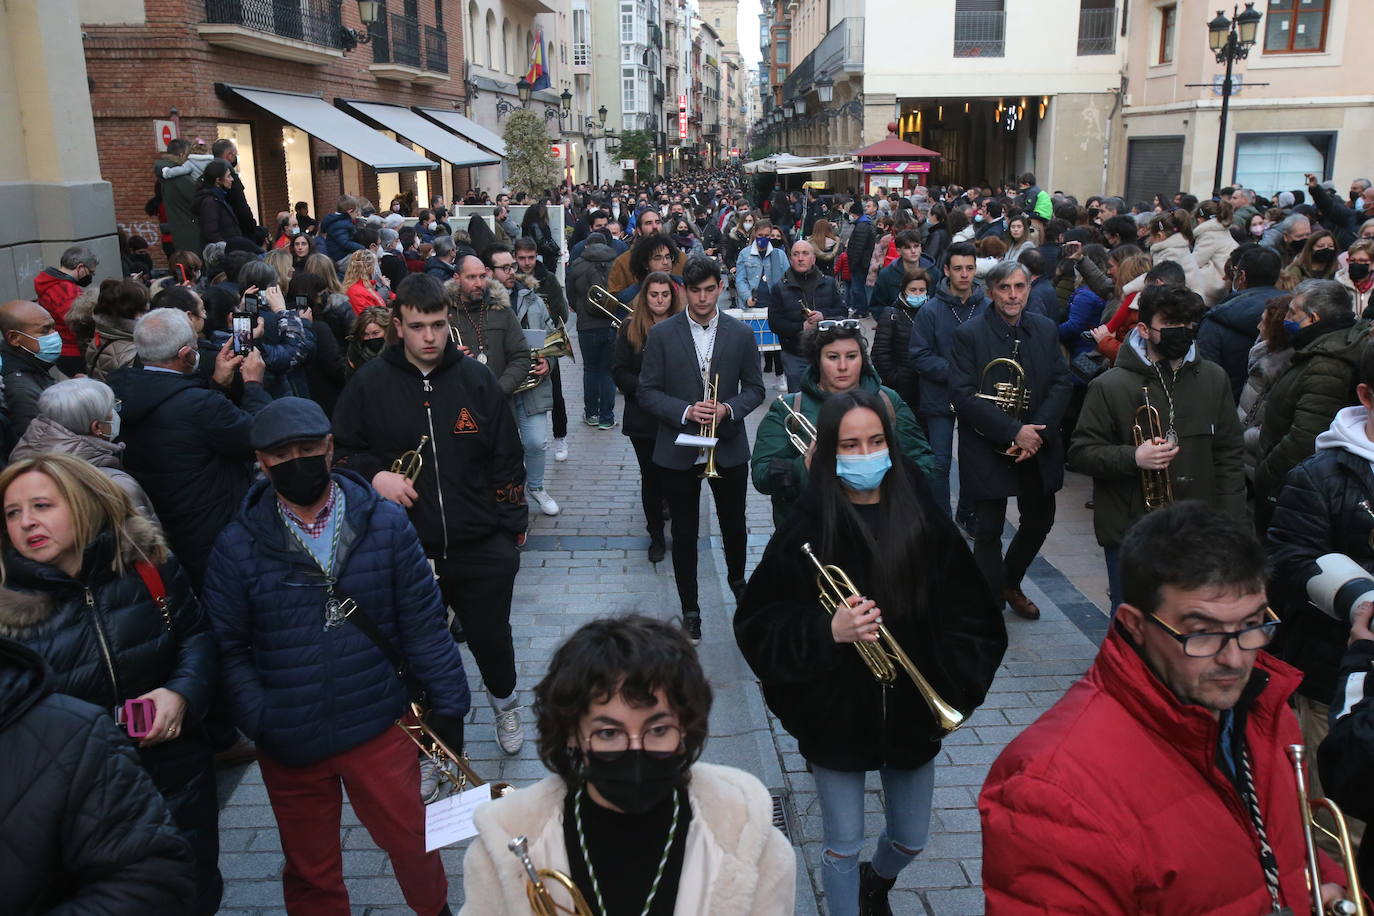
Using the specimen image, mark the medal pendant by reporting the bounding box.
[1165,428,1178,447]
[323,597,356,631]
[477,352,488,365]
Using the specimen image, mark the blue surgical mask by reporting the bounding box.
[21,330,62,364]
[1283,319,1303,337]
[1358,198,1366,212]
[905,293,928,309]
[756,237,769,250]
[835,449,891,492]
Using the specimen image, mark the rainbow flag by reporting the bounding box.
[525,29,550,91]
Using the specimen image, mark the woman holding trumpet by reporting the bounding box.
[613,271,684,564]
[460,615,794,915]
[735,390,1006,916]
[751,321,935,526]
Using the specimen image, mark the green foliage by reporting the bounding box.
[502,109,561,197]
[615,130,654,180]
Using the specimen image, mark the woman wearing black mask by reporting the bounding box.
[1337,239,1374,316]
[345,305,389,379]
[461,615,795,915]
[1282,229,1340,286]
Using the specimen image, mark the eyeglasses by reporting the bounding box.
[583,722,683,760]
[111,399,122,415]
[490,263,515,273]
[817,319,863,331]
[1145,607,1280,658]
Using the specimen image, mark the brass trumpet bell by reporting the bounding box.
[514,324,576,394]
[1132,386,1174,512]
[509,836,595,916]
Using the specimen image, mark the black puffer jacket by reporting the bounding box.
[192,186,240,245]
[108,365,272,589]
[612,322,658,440]
[0,637,196,915]
[734,463,1006,771]
[767,268,846,356]
[0,517,219,913]
[1267,443,1374,704]
[872,302,920,410]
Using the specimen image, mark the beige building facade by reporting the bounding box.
[1117,0,1374,202]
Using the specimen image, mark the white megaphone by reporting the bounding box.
[1307,553,1374,623]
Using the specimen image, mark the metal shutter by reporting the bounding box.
[1125,136,1185,205]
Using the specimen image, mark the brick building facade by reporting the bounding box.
[81,0,482,252]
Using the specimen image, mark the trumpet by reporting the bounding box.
[778,396,816,455]
[390,435,429,483]
[396,702,513,801]
[1132,386,1174,512]
[514,323,576,394]
[509,836,595,916]
[1288,744,1365,916]
[587,285,632,328]
[974,351,1031,458]
[700,373,721,479]
[800,542,965,735]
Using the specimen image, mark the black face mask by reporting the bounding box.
[75,273,93,288]
[1154,326,1195,361]
[362,337,385,354]
[267,453,331,506]
[1313,248,1336,265]
[1290,238,1308,255]
[1351,262,1372,282]
[581,750,686,815]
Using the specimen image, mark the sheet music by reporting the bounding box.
[675,433,719,449]
[424,784,494,850]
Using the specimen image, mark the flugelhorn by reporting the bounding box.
[587,285,631,328]
[1288,744,1365,916]
[778,396,816,455]
[397,702,513,801]
[974,354,1030,457]
[514,322,576,394]
[390,435,429,483]
[700,373,721,479]
[800,542,965,735]
[1132,386,1174,512]
[509,836,594,916]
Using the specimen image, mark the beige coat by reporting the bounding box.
[459,763,796,916]
[1191,217,1238,306]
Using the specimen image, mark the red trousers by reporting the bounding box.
[258,725,449,915]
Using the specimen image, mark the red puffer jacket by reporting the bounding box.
[979,624,1344,915]
[32,267,83,357]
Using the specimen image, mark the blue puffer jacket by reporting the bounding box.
[319,211,364,262]
[202,470,470,768]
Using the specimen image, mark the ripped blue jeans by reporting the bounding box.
[810,760,935,916]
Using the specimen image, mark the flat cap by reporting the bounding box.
[251,397,332,450]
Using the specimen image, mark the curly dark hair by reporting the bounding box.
[628,232,681,282]
[534,615,713,783]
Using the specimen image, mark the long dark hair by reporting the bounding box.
[810,389,930,624]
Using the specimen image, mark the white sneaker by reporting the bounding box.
[419,756,448,803]
[494,703,525,755]
[529,487,560,516]
[775,376,788,391]
[553,438,569,461]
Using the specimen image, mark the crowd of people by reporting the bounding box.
[7,139,1374,916]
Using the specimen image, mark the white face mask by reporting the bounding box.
[102,412,121,441]
[428,221,438,230]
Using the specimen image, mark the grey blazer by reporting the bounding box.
[637,310,766,470]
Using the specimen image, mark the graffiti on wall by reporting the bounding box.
[119,220,161,246]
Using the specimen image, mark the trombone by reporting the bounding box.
[1288,744,1365,916]
[1132,386,1174,512]
[514,322,576,394]
[508,836,594,916]
[396,702,513,801]
[587,285,632,328]
[778,396,816,455]
[390,435,429,483]
[700,373,721,479]
[800,542,965,735]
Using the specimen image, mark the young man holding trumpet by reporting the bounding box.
[637,258,765,644]
[332,273,530,757]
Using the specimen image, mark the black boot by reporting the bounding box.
[648,532,666,564]
[858,861,896,916]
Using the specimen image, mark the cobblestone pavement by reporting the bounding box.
[212,319,1112,915]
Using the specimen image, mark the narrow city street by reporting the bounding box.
[211,320,1112,916]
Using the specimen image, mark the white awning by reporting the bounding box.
[415,108,506,157]
[341,100,501,168]
[777,159,857,175]
[218,84,435,172]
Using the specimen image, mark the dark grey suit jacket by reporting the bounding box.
[637,310,766,470]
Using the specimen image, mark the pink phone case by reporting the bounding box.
[123,698,156,737]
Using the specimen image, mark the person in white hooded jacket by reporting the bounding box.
[460,615,794,916]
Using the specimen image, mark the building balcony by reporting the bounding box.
[1076,6,1116,55]
[370,13,448,83]
[953,10,1005,58]
[573,41,590,73]
[782,16,861,101]
[198,0,345,64]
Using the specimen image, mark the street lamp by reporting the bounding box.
[496,77,533,119]
[341,0,382,51]
[1207,3,1261,196]
[815,75,834,105]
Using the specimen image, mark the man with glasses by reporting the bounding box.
[981,502,1351,912]
[608,207,687,294]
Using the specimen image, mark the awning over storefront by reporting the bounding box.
[777,159,856,175]
[416,108,507,158]
[340,100,500,168]
[216,84,436,172]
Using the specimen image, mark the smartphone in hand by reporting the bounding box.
[231,314,253,356]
